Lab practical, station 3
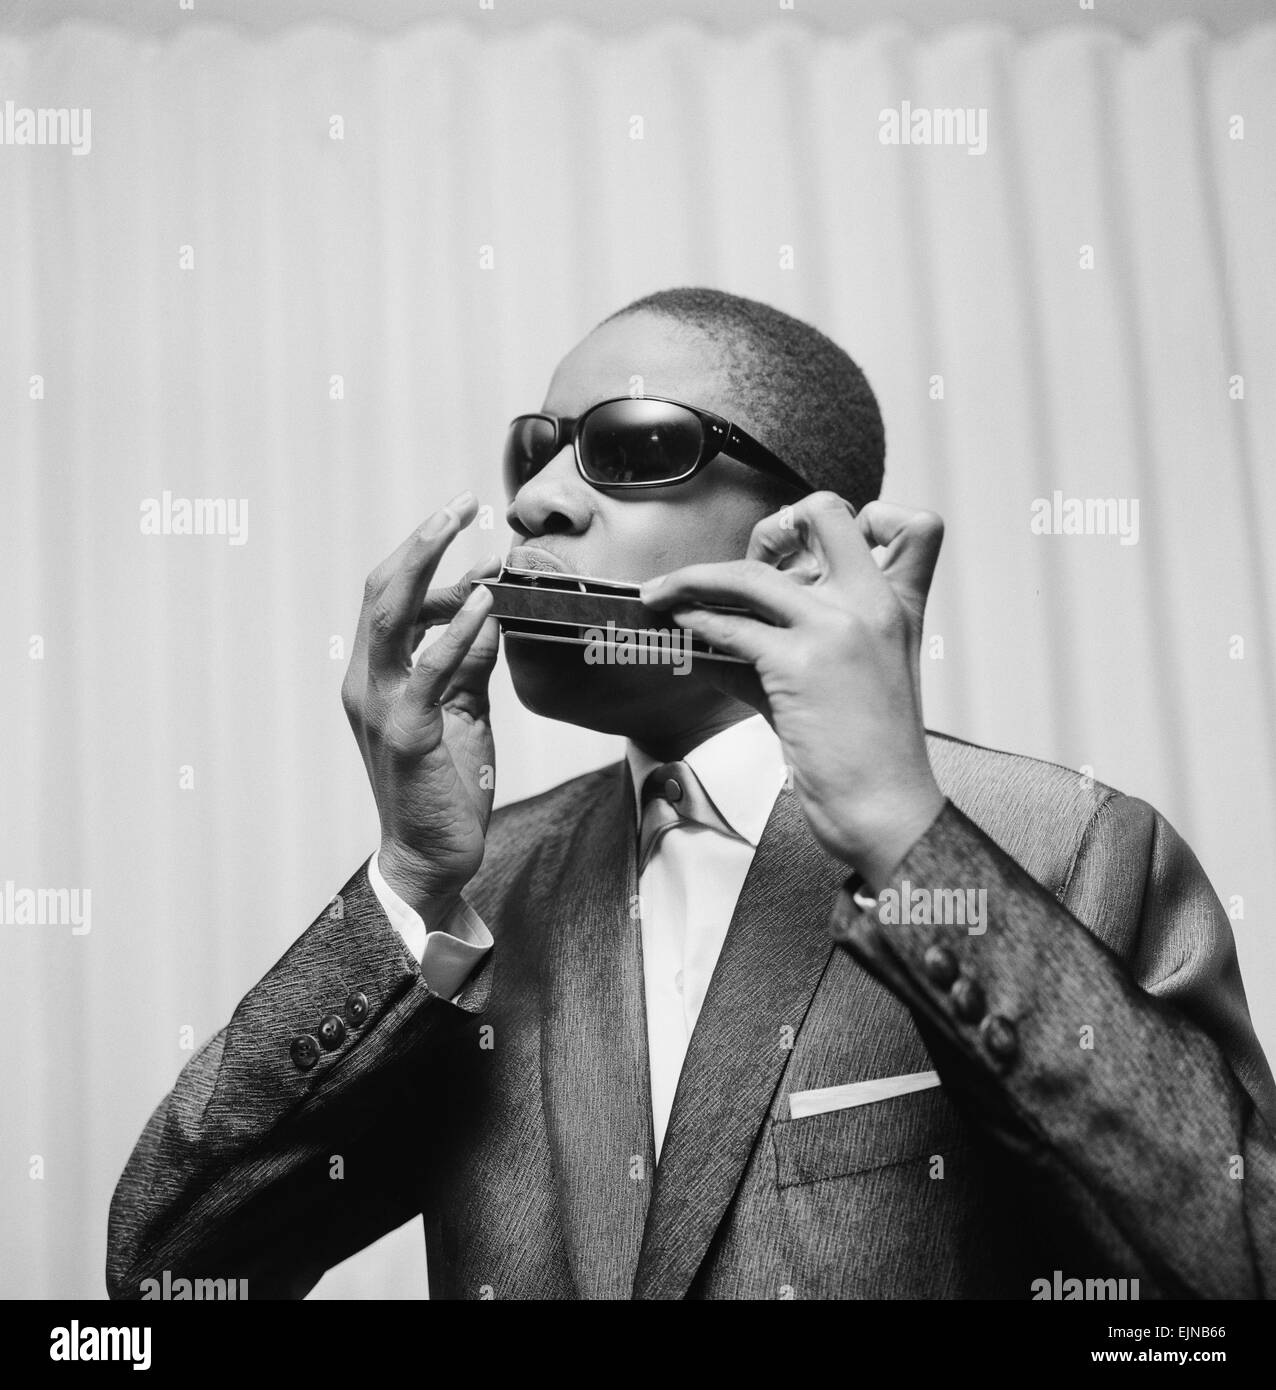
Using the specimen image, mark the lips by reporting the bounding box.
[506,545,570,574]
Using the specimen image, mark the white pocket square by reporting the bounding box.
[788,1070,940,1120]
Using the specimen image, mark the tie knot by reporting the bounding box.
[642,762,691,811]
[636,760,743,873]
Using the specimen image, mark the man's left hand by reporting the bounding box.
[639,491,947,892]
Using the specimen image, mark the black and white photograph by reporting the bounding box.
[2,0,1274,1361]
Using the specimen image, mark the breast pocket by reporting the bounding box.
[771,1082,970,1189]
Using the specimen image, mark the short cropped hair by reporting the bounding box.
[597,287,885,512]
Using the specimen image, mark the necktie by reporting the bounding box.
[637,760,746,873]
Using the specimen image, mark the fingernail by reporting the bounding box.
[461,584,491,611]
[422,511,453,537]
[640,574,666,595]
[447,490,475,511]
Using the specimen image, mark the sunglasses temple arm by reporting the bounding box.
[724,426,813,500]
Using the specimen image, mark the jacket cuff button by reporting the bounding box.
[318,1013,347,1050]
[345,990,369,1026]
[922,944,959,987]
[290,1034,320,1071]
[981,1014,1018,1064]
[950,975,986,1024]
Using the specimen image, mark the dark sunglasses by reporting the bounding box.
[503,394,812,500]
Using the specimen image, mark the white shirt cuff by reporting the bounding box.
[367,852,493,999]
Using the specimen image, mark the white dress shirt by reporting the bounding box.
[366,852,493,1001]
[369,712,789,1160]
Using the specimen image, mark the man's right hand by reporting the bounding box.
[342,491,500,917]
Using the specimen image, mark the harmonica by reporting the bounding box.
[470,565,750,664]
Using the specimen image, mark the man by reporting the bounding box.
[108,288,1276,1300]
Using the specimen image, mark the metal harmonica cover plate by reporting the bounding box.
[472,566,749,664]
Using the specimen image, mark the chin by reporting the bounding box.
[505,634,694,736]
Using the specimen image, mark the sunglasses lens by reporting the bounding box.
[579,400,703,485]
[504,416,559,492]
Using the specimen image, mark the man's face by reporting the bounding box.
[501,311,782,742]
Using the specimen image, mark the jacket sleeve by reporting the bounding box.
[106,860,492,1300]
[833,794,1276,1299]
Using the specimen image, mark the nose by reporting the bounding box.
[505,444,592,539]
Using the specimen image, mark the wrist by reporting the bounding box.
[377,839,468,920]
[839,786,947,895]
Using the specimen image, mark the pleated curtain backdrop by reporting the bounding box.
[1,16,1274,1298]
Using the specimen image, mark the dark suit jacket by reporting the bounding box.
[107,731,1276,1299]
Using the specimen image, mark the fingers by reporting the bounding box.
[855,501,945,615]
[406,553,503,653]
[747,491,944,619]
[435,613,502,721]
[855,499,944,552]
[746,491,869,585]
[402,585,495,719]
[363,493,480,675]
[667,603,779,667]
[641,559,809,627]
[745,505,809,567]
[364,490,475,594]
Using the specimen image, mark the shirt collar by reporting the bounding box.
[625,712,787,848]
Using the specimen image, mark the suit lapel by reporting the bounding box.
[540,760,655,1298]
[633,785,845,1299]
